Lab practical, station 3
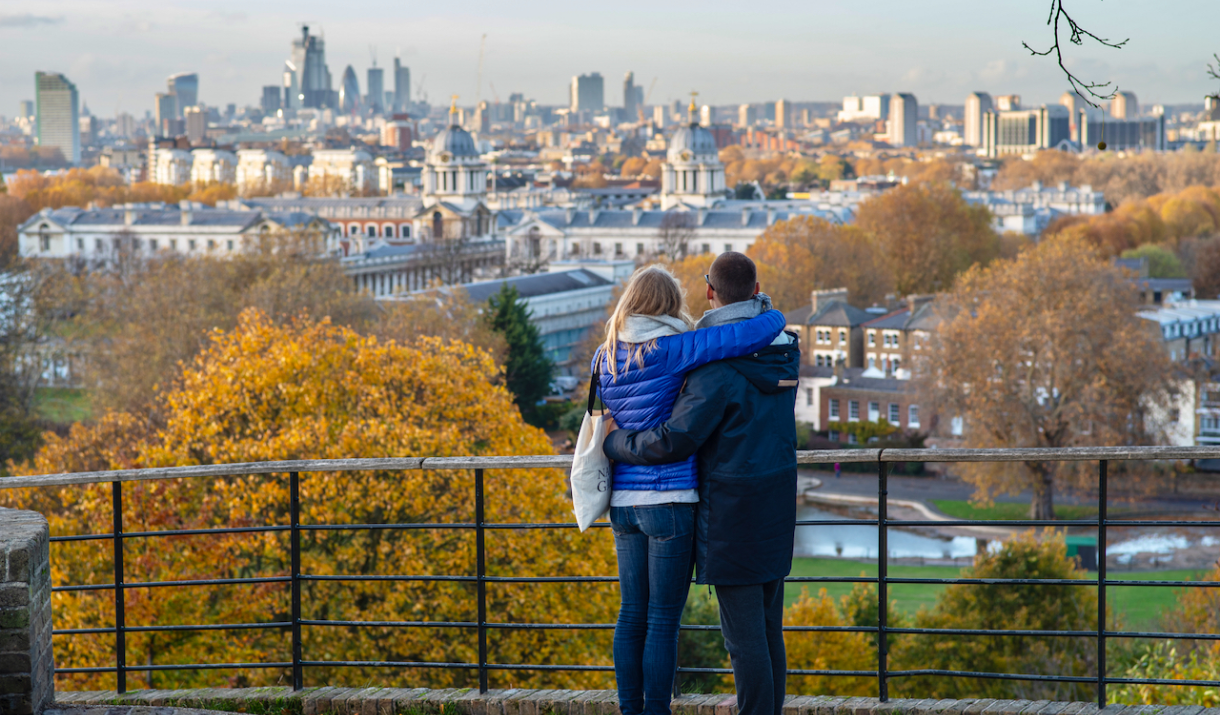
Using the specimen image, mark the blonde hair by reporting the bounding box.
[599,265,693,379]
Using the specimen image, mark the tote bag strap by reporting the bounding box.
[587,348,603,416]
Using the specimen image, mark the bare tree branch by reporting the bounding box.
[1208,53,1220,86]
[1022,0,1128,108]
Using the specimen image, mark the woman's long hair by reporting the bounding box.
[599,265,692,379]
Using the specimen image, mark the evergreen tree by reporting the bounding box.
[486,283,553,409]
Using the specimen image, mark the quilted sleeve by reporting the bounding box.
[664,309,785,374]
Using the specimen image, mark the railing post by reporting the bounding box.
[112,480,126,694]
[475,468,488,694]
[290,471,302,691]
[877,459,888,702]
[1097,459,1108,708]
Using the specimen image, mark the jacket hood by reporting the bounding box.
[725,334,800,395]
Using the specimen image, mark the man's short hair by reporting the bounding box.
[709,251,757,304]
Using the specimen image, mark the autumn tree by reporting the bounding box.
[0,194,34,268]
[619,156,648,177]
[892,533,1098,702]
[856,182,1000,297]
[1192,238,1220,298]
[918,236,1173,519]
[747,216,893,312]
[487,283,553,410]
[1120,243,1186,278]
[1,311,618,690]
[376,289,506,363]
[656,211,696,260]
[990,150,1081,191]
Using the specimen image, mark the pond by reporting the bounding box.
[794,506,978,560]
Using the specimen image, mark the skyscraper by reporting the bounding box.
[570,73,604,113]
[1059,90,1087,141]
[393,56,410,113]
[964,92,993,147]
[339,66,360,114]
[261,86,282,115]
[1111,91,1139,119]
[155,92,176,137]
[19,100,33,120]
[167,73,198,117]
[366,65,384,114]
[184,106,206,145]
[35,71,80,164]
[623,72,638,119]
[286,25,333,109]
[888,93,918,147]
[775,99,789,130]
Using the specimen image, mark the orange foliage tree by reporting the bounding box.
[7,167,239,210]
[2,311,617,690]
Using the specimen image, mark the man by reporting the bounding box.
[603,252,799,715]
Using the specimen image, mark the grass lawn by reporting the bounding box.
[788,557,1205,629]
[33,387,92,425]
[930,498,1119,521]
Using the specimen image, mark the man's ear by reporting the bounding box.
[753,282,760,296]
[706,285,715,302]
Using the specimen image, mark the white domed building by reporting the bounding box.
[413,103,494,242]
[660,109,727,209]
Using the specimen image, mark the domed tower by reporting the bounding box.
[423,98,488,209]
[661,96,726,209]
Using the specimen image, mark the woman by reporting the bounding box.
[594,265,785,715]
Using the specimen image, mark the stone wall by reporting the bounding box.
[0,507,54,715]
[55,688,1195,715]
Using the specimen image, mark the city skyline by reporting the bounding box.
[1,0,1219,118]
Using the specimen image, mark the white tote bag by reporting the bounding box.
[571,356,612,532]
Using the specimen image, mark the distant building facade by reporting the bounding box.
[964,92,992,147]
[981,105,1071,157]
[887,93,918,147]
[35,71,80,164]
[570,73,605,113]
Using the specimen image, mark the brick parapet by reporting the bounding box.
[0,507,54,715]
[54,689,1210,715]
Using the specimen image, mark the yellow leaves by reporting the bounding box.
[4,310,617,690]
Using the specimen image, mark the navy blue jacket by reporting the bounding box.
[595,309,786,493]
[603,334,800,585]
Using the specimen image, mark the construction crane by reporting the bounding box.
[638,77,659,123]
[475,33,487,106]
[488,82,501,104]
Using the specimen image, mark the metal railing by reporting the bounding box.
[4,446,1220,706]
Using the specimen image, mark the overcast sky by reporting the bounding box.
[2,0,1218,118]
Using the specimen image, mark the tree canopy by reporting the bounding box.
[486,283,553,409]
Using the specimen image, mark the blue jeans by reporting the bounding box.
[610,503,696,715]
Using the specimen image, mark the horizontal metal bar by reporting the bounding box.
[53,622,290,636]
[11,446,1220,491]
[887,519,1099,528]
[1106,676,1220,687]
[54,667,122,674]
[300,574,478,583]
[50,534,112,543]
[302,523,475,531]
[483,663,616,672]
[1105,520,1220,527]
[889,627,1097,637]
[887,577,1095,586]
[678,666,879,677]
[1107,630,1220,640]
[887,669,1095,684]
[52,584,116,593]
[124,662,292,672]
[124,576,291,589]
[483,522,611,530]
[121,525,291,538]
[301,619,477,628]
[785,576,879,583]
[300,660,477,669]
[483,576,619,583]
[1104,579,1220,587]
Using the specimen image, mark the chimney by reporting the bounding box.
[811,287,850,314]
[833,356,844,382]
[589,209,598,224]
[741,207,751,226]
[906,294,934,315]
[766,207,775,226]
[179,199,192,226]
[565,208,574,225]
[632,207,642,225]
[697,207,707,226]
[124,209,135,226]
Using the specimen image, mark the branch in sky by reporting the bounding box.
[1022,0,1128,108]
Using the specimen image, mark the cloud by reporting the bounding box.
[0,14,64,28]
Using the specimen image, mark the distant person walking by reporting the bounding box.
[834,462,841,479]
[592,265,786,715]
[605,252,800,715]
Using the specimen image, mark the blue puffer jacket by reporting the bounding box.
[594,309,786,492]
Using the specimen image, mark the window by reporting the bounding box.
[838,330,846,343]
[828,430,839,442]
[349,224,359,236]
[95,239,103,252]
[403,225,411,238]
[636,243,645,255]
[889,403,900,424]
[847,433,858,445]
[615,242,623,255]
[848,400,859,421]
[593,242,602,255]
[227,240,234,251]
[724,244,732,253]
[384,225,394,238]
[169,239,177,250]
[150,239,159,251]
[367,225,376,237]
[951,415,964,436]
[908,405,920,428]
[76,238,84,250]
[868,401,880,421]
[1170,408,1181,423]
[815,355,823,366]
[868,332,875,347]
[112,237,121,251]
[207,240,216,251]
[39,233,50,252]
[805,388,813,407]
[829,399,840,419]
[188,239,197,251]
[868,356,875,369]
[132,238,141,251]
[701,243,711,254]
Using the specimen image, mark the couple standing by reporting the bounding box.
[594,252,799,715]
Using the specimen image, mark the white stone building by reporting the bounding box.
[151,147,193,187]
[309,148,377,194]
[190,148,237,185]
[236,149,292,193]
[17,201,339,260]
